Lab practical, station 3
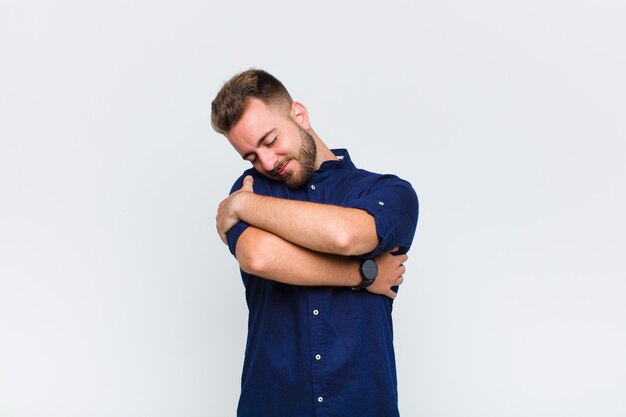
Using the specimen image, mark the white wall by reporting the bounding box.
[1,0,624,416]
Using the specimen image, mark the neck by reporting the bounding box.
[310,130,337,169]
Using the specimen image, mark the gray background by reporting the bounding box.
[1,0,625,416]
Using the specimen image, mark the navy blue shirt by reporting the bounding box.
[226,149,419,417]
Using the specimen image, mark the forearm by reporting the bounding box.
[236,193,378,256]
[235,226,362,286]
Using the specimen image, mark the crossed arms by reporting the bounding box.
[216,175,408,299]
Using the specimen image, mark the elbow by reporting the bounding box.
[236,229,271,276]
[238,250,267,276]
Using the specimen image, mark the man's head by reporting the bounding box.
[211,69,293,135]
[211,69,319,189]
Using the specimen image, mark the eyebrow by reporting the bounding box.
[241,128,275,160]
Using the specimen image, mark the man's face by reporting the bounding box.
[227,98,317,189]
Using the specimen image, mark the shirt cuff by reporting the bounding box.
[346,199,396,258]
[227,221,250,257]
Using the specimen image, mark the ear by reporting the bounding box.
[290,101,311,130]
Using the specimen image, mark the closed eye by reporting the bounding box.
[243,153,257,163]
[241,129,277,162]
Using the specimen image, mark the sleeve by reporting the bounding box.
[225,170,270,257]
[346,175,419,258]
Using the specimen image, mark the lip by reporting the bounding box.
[278,161,289,177]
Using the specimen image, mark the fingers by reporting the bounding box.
[388,247,408,264]
[216,211,228,245]
[216,220,227,244]
[385,289,397,300]
[241,175,254,192]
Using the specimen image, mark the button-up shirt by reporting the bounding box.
[227,149,419,417]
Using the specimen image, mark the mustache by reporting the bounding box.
[272,161,286,176]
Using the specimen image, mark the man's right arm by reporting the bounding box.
[235,226,406,299]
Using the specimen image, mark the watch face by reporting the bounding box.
[361,259,378,280]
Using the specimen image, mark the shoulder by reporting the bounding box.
[351,170,419,218]
[374,173,418,206]
[229,168,284,196]
[340,152,413,190]
[353,168,417,198]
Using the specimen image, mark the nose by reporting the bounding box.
[256,149,277,173]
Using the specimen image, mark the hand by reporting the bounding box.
[366,247,407,300]
[216,175,254,244]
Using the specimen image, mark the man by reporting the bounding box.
[212,69,418,417]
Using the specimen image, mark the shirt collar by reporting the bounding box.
[317,148,355,171]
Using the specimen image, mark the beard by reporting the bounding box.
[282,127,317,189]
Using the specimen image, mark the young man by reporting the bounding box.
[212,69,419,417]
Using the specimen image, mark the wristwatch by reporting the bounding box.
[352,258,378,290]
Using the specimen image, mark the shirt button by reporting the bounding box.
[378,201,385,205]
[312,309,319,316]
[315,354,321,360]
[310,184,316,190]
[317,396,323,403]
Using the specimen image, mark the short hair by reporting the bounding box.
[211,69,293,135]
